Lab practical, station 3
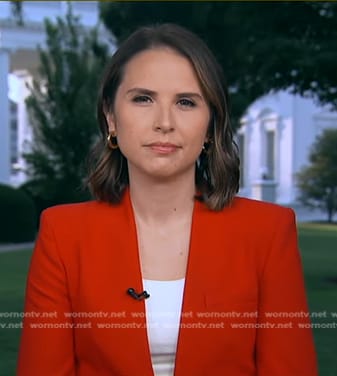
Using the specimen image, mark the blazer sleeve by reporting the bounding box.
[256,208,319,375]
[17,210,76,376]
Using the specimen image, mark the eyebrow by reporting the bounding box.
[126,87,204,101]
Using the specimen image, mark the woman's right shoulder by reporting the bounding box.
[40,200,121,225]
[42,200,96,217]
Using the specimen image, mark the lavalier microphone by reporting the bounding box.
[127,288,150,300]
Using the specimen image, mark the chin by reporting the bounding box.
[128,159,196,182]
[146,166,195,182]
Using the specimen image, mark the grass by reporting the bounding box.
[0,250,32,375]
[297,223,337,376]
[0,224,336,375]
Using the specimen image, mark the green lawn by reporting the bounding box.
[0,224,336,375]
[0,250,32,375]
[297,223,337,376]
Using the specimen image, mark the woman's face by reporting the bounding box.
[106,47,210,182]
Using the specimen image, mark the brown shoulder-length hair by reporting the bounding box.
[87,23,240,211]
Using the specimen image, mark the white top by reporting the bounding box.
[143,278,185,376]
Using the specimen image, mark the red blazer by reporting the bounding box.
[17,191,318,375]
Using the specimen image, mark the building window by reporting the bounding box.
[265,130,275,180]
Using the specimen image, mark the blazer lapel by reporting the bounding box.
[173,199,232,375]
[110,190,154,375]
[80,192,153,375]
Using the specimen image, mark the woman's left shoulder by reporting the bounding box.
[233,196,294,214]
[224,196,296,228]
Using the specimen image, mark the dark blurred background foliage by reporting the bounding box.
[0,184,37,242]
[22,8,109,217]
[297,129,337,223]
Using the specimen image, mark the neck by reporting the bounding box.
[128,172,196,225]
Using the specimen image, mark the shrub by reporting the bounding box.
[0,184,37,243]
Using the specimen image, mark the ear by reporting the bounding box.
[105,112,117,134]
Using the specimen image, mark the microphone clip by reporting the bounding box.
[127,288,150,301]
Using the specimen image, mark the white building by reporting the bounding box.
[0,1,102,186]
[237,90,337,219]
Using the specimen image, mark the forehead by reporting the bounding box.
[119,47,202,92]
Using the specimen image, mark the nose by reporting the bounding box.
[153,104,174,133]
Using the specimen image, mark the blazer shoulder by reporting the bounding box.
[229,196,296,227]
[41,200,122,226]
[233,196,294,214]
[37,200,125,254]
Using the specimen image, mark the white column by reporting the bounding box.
[15,70,33,186]
[0,49,10,184]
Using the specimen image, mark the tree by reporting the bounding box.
[297,129,337,223]
[99,2,337,126]
[22,7,109,213]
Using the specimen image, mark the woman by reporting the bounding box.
[17,23,318,375]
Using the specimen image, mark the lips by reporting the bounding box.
[145,142,181,154]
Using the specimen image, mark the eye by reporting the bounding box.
[178,98,196,107]
[132,95,152,103]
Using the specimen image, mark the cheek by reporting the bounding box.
[190,117,210,143]
[113,111,137,143]
[116,129,136,155]
[194,109,210,134]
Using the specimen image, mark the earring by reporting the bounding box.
[202,140,211,152]
[107,132,119,150]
